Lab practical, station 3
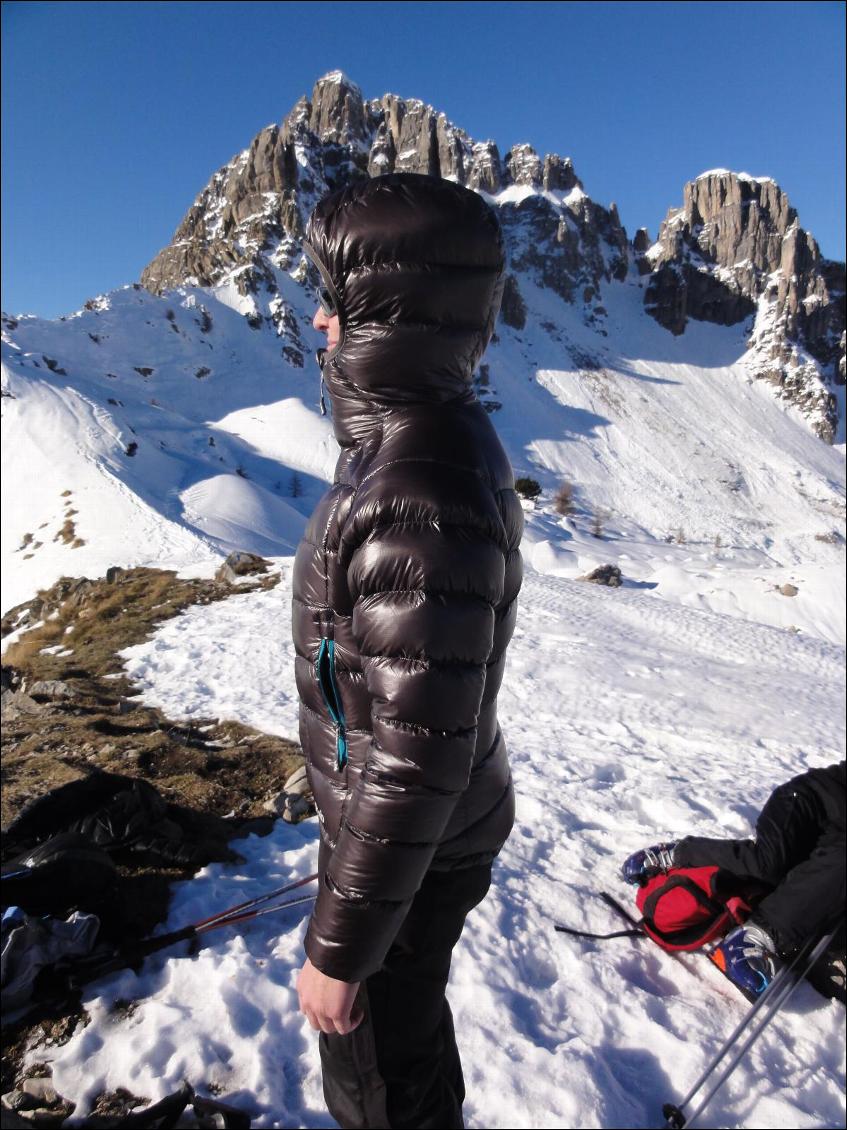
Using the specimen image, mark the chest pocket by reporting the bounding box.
[316,638,348,770]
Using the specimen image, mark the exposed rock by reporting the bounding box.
[632,227,651,254]
[506,144,543,187]
[309,71,368,147]
[779,583,799,597]
[139,71,629,342]
[579,564,623,587]
[499,274,527,330]
[543,154,580,194]
[644,170,845,440]
[1,689,44,719]
[214,551,270,585]
[467,141,502,193]
[25,680,75,701]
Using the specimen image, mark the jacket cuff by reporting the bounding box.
[303,891,410,983]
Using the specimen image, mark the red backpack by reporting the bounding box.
[636,866,753,951]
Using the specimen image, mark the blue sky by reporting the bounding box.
[2,0,845,318]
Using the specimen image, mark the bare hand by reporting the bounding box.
[297,956,363,1035]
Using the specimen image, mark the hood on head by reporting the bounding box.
[303,172,506,447]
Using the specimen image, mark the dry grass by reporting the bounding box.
[53,519,77,545]
[2,566,299,829]
[553,480,575,516]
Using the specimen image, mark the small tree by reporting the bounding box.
[290,471,303,498]
[553,479,575,516]
[591,508,609,539]
[514,477,542,503]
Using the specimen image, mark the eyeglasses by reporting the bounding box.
[318,287,336,317]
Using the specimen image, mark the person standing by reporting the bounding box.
[291,172,524,1128]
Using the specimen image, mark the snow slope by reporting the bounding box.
[3,260,844,640]
[2,178,845,1128]
[1,287,335,613]
[28,561,845,1128]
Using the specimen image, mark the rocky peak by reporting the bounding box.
[308,71,368,147]
[138,74,843,443]
[141,70,629,339]
[643,169,845,441]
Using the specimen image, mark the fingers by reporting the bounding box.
[332,1007,363,1036]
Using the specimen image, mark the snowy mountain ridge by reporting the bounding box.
[140,70,845,442]
[1,69,845,642]
[1,72,845,1130]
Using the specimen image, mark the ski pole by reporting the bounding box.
[194,892,316,932]
[662,926,836,1130]
[55,877,320,990]
[190,871,318,930]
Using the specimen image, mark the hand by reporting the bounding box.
[297,956,363,1035]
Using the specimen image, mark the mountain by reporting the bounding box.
[2,70,845,644]
[140,70,845,442]
[1,72,845,1127]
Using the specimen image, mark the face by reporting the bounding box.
[313,304,341,351]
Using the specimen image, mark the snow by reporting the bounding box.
[2,187,845,1126]
[33,562,846,1128]
[318,69,361,92]
[695,169,777,186]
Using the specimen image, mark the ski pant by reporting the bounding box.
[317,860,493,1129]
[674,766,846,954]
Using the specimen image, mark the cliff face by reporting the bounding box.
[141,73,845,443]
[638,170,845,441]
[140,71,630,344]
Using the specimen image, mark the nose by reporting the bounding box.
[313,306,330,332]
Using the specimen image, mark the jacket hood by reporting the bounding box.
[303,172,506,448]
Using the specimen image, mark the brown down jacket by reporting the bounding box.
[292,172,524,984]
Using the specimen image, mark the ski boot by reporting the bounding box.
[621,842,678,886]
[711,922,779,1001]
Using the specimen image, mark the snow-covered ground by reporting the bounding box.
[3,264,844,640]
[3,193,845,1127]
[27,560,845,1128]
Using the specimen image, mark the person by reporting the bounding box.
[622,761,846,999]
[290,171,524,1129]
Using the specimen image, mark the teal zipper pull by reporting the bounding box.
[316,637,347,770]
[335,726,348,769]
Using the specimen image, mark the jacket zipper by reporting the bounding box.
[315,637,348,770]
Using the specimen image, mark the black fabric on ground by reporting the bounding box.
[3,772,240,868]
[318,852,492,1130]
[674,762,846,956]
[1,832,118,915]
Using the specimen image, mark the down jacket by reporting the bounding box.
[292,172,524,983]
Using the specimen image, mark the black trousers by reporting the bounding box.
[318,862,493,1130]
[674,765,846,954]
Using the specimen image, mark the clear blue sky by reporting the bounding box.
[3,0,845,318]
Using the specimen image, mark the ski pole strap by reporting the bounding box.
[599,890,644,929]
[554,923,644,940]
[554,893,646,941]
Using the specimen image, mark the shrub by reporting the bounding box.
[591,509,609,539]
[515,477,542,502]
[553,480,575,516]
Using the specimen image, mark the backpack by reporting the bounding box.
[636,865,753,951]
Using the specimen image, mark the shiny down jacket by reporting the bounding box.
[292,172,524,983]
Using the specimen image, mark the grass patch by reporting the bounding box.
[2,566,300,829]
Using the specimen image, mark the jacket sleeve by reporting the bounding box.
[303,471,507,982]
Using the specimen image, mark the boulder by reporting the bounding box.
[214,552,270,585]
[579,564,623,587]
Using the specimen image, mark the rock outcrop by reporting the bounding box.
[140,77,844,443]
[141,70,630,339]
[642,170,845,441]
